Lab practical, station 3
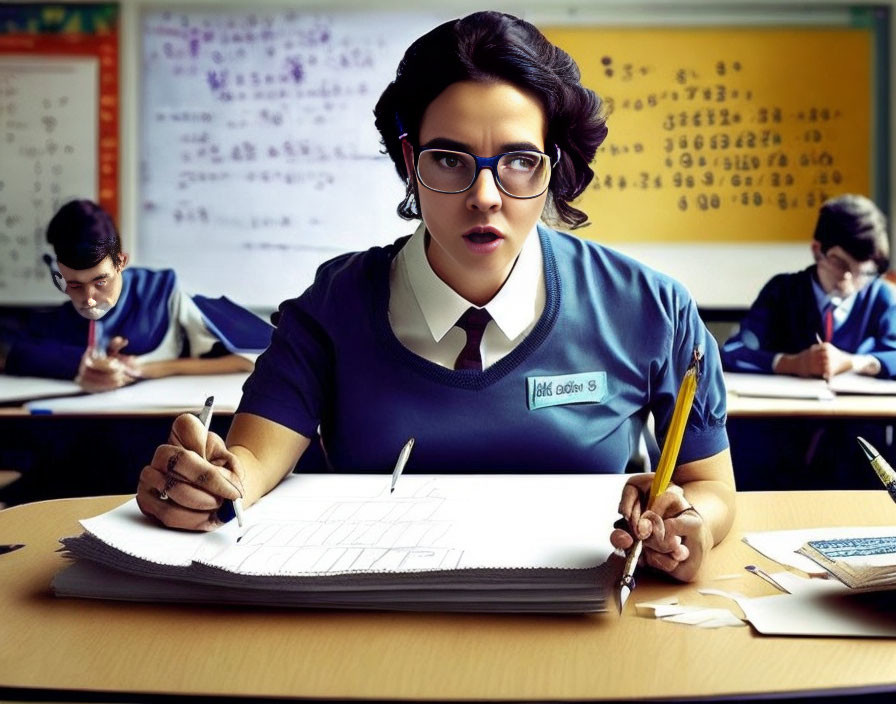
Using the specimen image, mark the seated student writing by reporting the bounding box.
[136,11,735,583]
[0,199,272,392]
[721,194,896,380]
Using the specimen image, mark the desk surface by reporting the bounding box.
[2,491,896,701]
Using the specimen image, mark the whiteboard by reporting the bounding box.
[139,9,449,308]
[0,56,97,305]
[136,7,887,310]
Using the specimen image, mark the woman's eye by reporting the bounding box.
[508,155,537,170]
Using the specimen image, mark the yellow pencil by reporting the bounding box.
[617,346,702,613]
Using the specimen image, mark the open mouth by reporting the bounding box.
[463,227,503,245]
[465,232,500,245]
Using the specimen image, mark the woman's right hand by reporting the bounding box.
[136,413,245,531]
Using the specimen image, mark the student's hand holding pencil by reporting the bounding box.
[136,412,246,531]
[610,474,710,582]
[76,336,142,392]
[774,342,854,380]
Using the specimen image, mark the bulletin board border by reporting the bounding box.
[0,3,120,222]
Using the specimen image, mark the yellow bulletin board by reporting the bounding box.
[541,26,875,244]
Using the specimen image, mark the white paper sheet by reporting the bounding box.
[724,372,834,400]
[0,375,82,404]
[24,373,249,413]
[78,473,631,577]
[725,371,896,399]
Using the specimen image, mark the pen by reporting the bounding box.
[856,436,896,503]
[617,346,702,614]
[814,333,833,384]
[198,396,244,527]
[745,564,788,593]
[88,320,105,358]
[390,438,415,494]
[0,544,24,555]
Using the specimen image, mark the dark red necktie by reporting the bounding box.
[823,304,834,342]
[454,307,492,371]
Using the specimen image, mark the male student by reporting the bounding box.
[721,194,896,491]
[721,194,896,380]
[0,199,272,391]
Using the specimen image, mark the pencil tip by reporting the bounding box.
[856,436,876,460]
[616,586,629,615]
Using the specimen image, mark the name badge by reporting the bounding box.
[527,372,608,410]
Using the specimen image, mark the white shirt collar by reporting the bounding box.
[401,223,543,342]
[810,275,856,328]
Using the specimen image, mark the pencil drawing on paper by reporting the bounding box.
[224,483,463,574]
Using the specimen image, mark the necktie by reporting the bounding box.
[454,307,492,371]
[822,303,834,342]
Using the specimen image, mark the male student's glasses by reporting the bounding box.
[42,254,66,293]
[414,146,561,199]
[820,251,879,283]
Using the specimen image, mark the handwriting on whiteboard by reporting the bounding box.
[139,10,446,306]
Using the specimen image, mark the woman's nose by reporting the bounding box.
[465,169,502,211]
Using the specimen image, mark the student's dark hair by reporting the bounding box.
[813,194,890,271]
[46,199,123,270]
[373,11,608,229]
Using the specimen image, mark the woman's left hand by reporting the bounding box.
[609,473,711,582]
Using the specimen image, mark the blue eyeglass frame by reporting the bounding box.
[414,145,562,199]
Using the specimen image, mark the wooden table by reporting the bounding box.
[2,490,896,701]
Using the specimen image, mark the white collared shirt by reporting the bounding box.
[388,223,545,369]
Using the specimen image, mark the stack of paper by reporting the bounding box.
[54,473,629,613]
[797,535,896,589]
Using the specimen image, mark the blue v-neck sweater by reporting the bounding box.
[239,226,729,473]
[721,267,896,377]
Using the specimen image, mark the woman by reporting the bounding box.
[137,11,735,583]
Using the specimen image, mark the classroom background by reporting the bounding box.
[1,0,894,501]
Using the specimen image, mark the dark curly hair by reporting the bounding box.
[46,199,122,270]
[814,194,889,271]
[373,11,607,229]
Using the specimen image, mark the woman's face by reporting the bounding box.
[407,80,549,305]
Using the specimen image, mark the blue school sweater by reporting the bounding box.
[239,225,729,473]
[721,267,896,378]
[5,268,272,380]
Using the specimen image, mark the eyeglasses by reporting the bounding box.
[820,251,879,282]
[42,254,66,293]
[415,146,560,199]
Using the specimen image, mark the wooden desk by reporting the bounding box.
[1,491,896,701]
